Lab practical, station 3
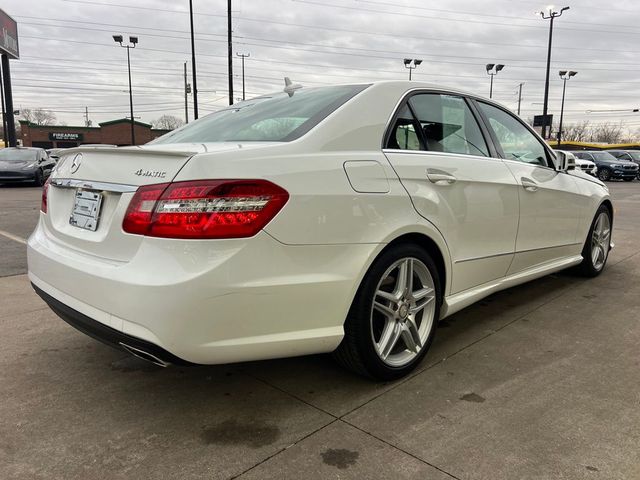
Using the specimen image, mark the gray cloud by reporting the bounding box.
[4,0,640,134]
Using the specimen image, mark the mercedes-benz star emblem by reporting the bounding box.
[70,153,83,174]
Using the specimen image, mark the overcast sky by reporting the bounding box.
[3,0,640,133]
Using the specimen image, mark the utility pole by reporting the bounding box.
[539,6,570,140]
[189,0,199,119]
[236,53,249,101]
[184,62,190,124]
[84,106,90,127]
[517,83,524,116]
[1,54,17,147]
[227,0,234,105]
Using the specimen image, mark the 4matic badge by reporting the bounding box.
[134,169,166,178]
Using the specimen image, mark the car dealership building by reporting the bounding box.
[19,118,170,148]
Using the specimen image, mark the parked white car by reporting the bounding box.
[28,81,613,380]
[555,149,597,176]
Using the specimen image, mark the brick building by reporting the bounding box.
[19,118,171,148]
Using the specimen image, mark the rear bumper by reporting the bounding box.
[28,217,378,364]
[32,283,191,365]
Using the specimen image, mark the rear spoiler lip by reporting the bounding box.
[58,145,201,158]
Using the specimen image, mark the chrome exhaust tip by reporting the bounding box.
[119,342,170,368]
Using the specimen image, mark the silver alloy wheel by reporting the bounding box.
[591,212,611,271]
[370,257,436,367]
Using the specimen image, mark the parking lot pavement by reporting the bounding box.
[1,182,639,479]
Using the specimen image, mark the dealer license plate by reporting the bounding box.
[69,190,103,231]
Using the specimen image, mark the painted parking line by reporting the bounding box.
[0,229,27,245]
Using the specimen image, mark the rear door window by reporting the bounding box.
[386,93,489,157]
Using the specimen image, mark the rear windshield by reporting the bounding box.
[153,84,368,144]
[0,149,38,162]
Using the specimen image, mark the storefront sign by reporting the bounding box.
[0,9,19,59]
[49,132,84,141]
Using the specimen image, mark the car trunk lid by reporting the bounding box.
[43,145,202,262]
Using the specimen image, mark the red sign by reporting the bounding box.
[0,9,19,59]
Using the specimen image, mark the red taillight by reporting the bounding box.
[41,177,51,213]
[122,180,289,239]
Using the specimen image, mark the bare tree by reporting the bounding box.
[561,121,591,142]
[589,122,625,144]
[152,115,184,130]
[20,108,57,126]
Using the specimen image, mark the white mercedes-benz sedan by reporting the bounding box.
[28,81,613,380]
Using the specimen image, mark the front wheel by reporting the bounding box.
[333,244,441,380]
[598,169,611,182]
[577,205,612,277]
[33,169,45,187]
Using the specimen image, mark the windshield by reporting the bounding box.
[153,85,368,144]
[591,152,618,162]
[0,149,38,162]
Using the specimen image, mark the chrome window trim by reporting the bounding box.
[50,178,138,193]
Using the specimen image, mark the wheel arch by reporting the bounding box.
[381,232,447,296]
[600,199,613,223]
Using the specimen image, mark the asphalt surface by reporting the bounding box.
[1,181,639,479]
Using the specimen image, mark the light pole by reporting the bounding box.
[403,58,422,80]
[557,70,577,146]
[485,64,505,99]
[236,52,250,101]
[539,5,570,140]
[113,35,138,145]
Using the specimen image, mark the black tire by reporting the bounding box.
[623,177,634,182]
[33,169,45,187]
[577,204,612,277]
[597,169,611,182]
[333,244,441,381]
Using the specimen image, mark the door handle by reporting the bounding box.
[521,177,539,192]
[427,169,457,185]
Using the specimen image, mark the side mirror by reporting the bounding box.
[554,151,575,172]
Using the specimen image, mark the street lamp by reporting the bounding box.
[113,34,138,146]
[403,58,422,80]
[539,5,570,140]
[557,70,577,146]
[236,52,250,101]
[485,64,505,99]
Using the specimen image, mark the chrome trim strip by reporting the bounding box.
[50,178,138,193]
[455,242,583,264]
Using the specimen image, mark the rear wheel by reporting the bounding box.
[598,169,611,182]
[623,177,634,182]
[577,205,612,277]
[334,244,441,380]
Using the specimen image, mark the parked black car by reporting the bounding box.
[0,147,55,186]
[607,150,640,180]
[574,150,638,182]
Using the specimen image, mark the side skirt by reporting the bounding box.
[441,255,584,318]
